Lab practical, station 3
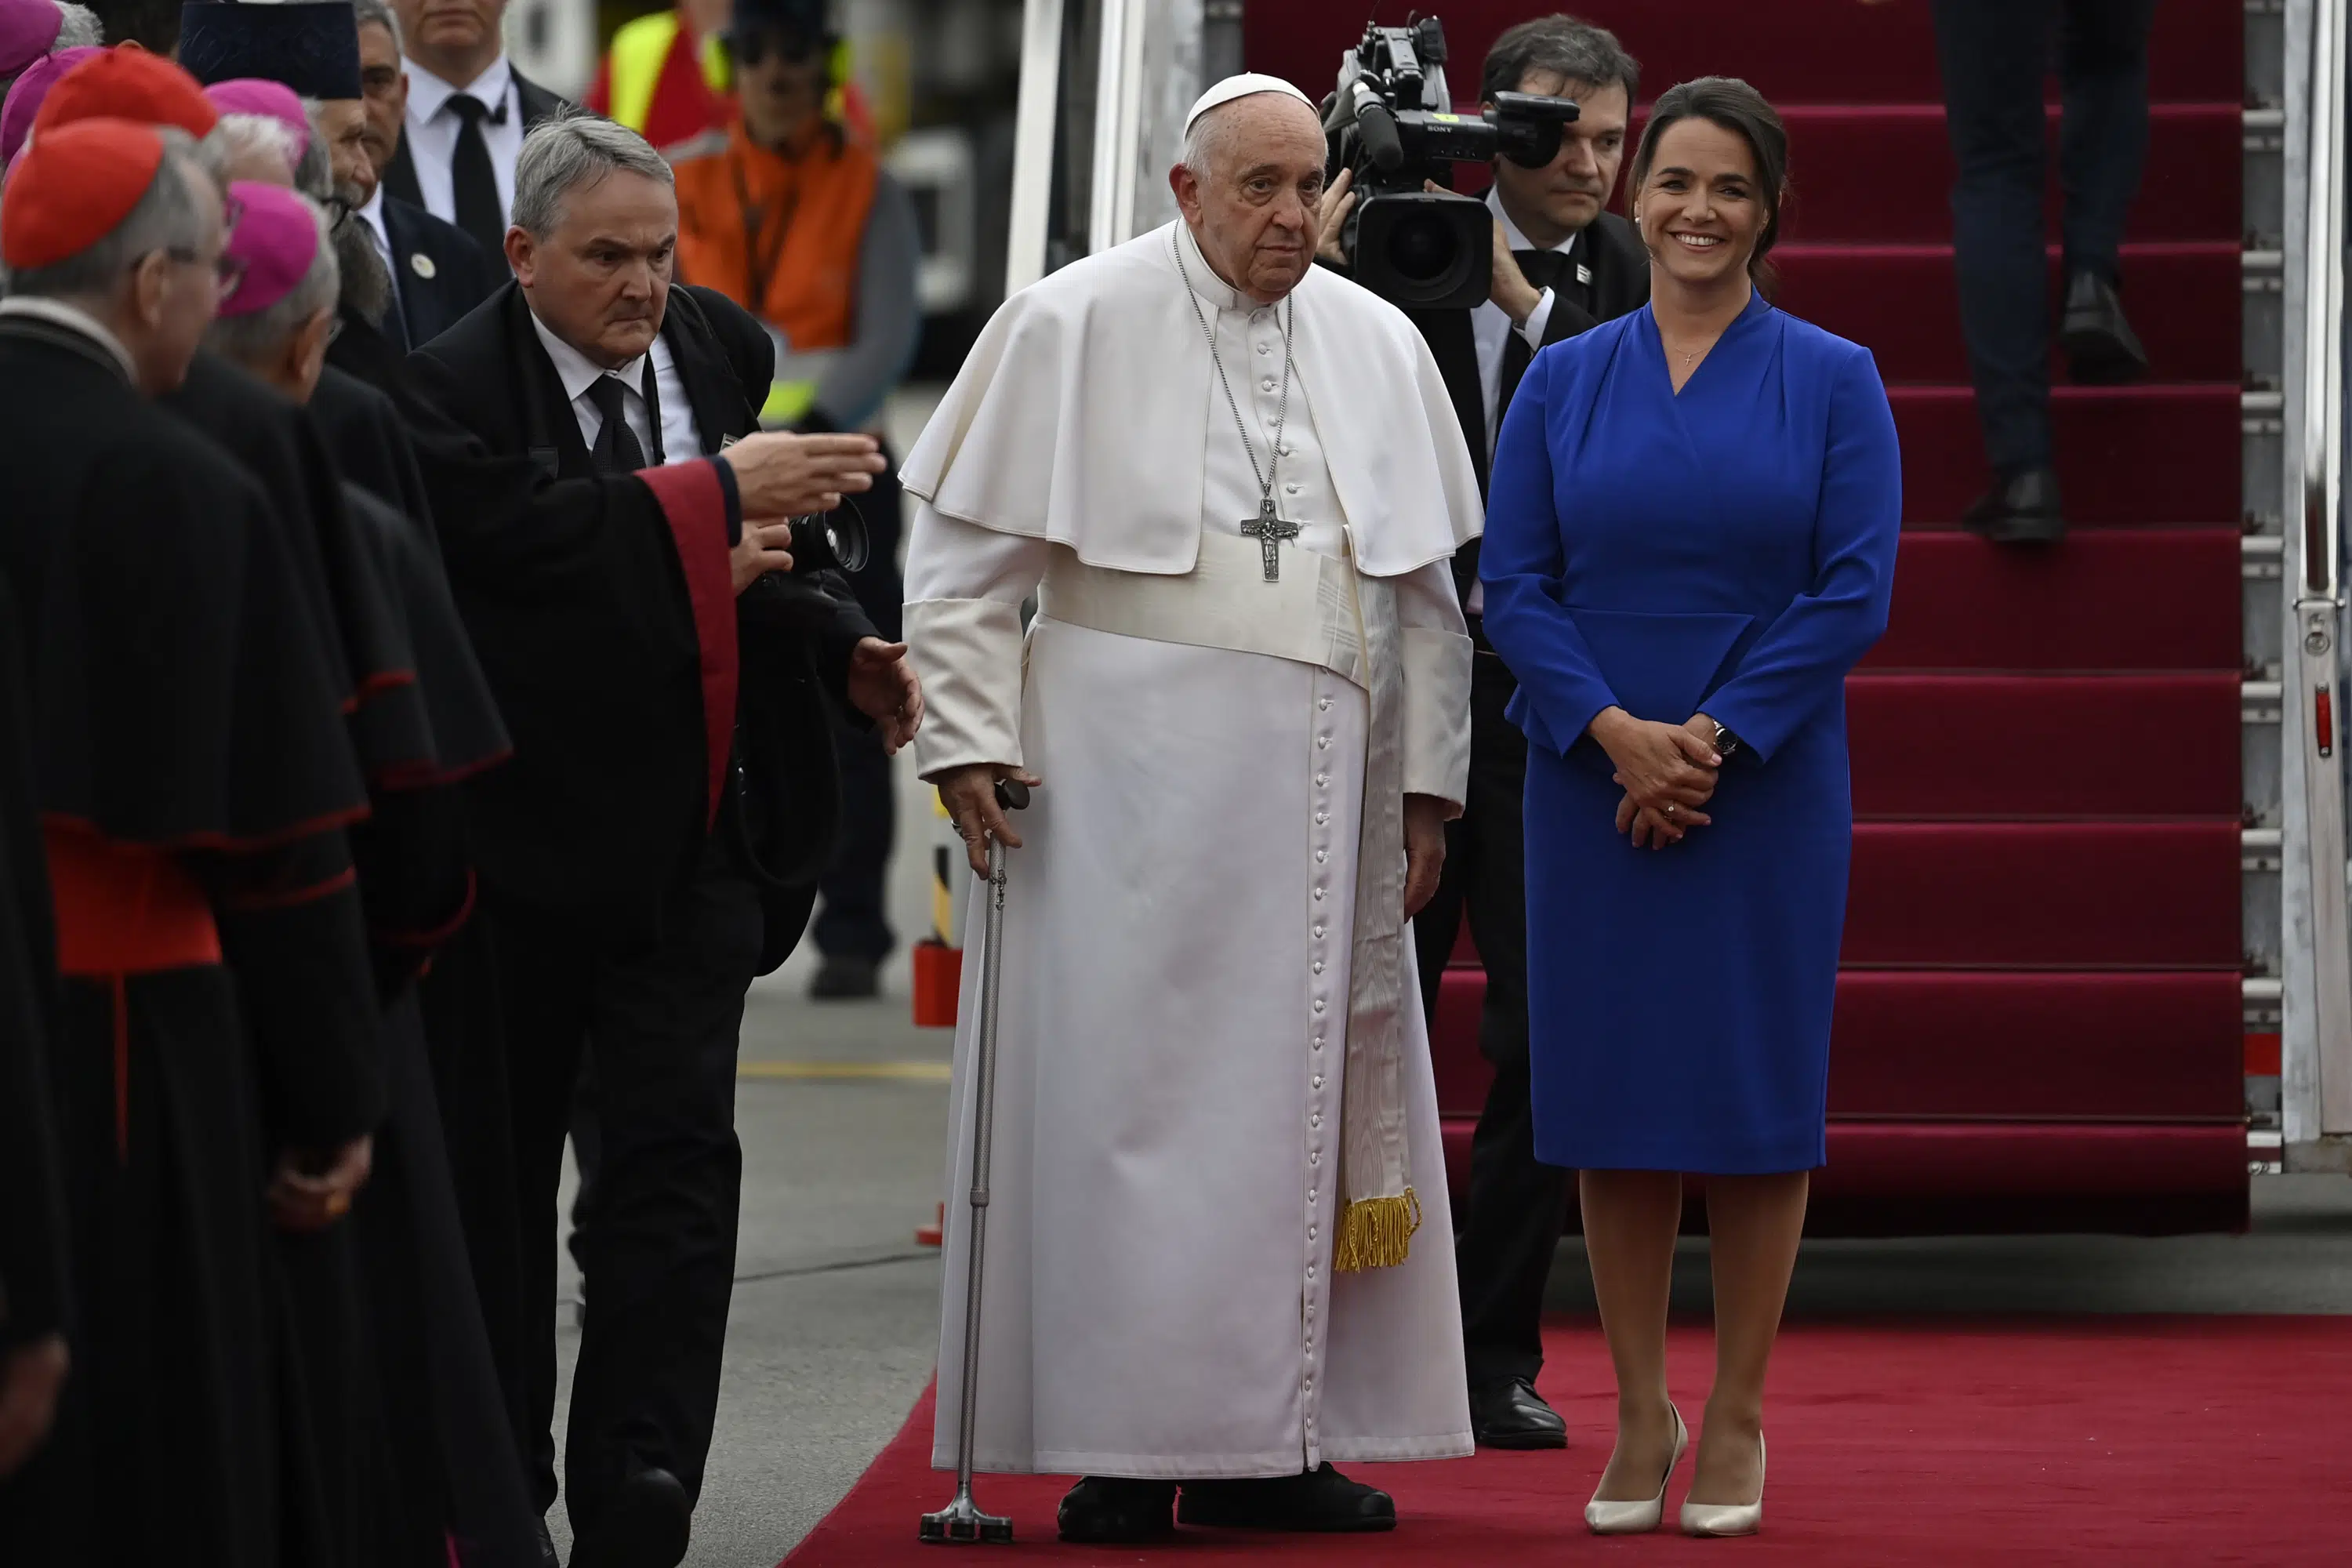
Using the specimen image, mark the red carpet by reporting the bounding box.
[1245,0,2250,1225]
[780,1317,2352,1566]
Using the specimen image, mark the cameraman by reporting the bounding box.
[1319,14,1646,1451]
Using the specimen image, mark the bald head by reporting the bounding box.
[1169,91,1328,305]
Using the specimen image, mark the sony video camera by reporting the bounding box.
[1325,16,1578,309]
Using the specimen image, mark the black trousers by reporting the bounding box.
[1412,648,1571,1389]
[1932,0,2158,474]
[813,453,904,965]
[489,840,762,1530]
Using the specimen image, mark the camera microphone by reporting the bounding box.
[1350,82,1405,172]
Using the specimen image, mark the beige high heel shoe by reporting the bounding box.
[1679,1430,1766,1537]
[1584,1404,1687,1535]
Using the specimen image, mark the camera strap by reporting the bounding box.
[1171,230,1300,583]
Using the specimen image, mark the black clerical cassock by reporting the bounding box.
[0,310,383,1566]
[404,280,875,1527]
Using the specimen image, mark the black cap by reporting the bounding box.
[179,2,363,100]
[729,0,831,45]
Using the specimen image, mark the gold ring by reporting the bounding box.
[1664,803,1678,817]
[324,1191,350,1218]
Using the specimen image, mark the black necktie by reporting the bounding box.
[448,93,506,264]
[586,376,647,474]
[1497,247,1575,418]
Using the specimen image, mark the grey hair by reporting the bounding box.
[209,113,303,179]
[293,97,335,201]
[52,2,103,49]
[350,0,400,53]
[511,111,673,238]
[8,129,209,301]
[1479,14,1641,106]
[205,194,339,367]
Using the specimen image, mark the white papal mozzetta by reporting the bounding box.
[902,78,1483,1487]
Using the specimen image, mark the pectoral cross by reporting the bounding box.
[1241,497,1300,583]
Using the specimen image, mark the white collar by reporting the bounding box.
[358,186,390,249]
[1174,218,1285,318]
[407,52,514,125]
[1486,185,1578,260]
[528,304,653,405]
[0,296,139,383]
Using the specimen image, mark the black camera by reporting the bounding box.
[786,502,869,574]
[1325,16,1578,309]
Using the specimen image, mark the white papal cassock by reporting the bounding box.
[902,218,1482,1479]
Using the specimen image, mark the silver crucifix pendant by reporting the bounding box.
[1241,498,1300,582]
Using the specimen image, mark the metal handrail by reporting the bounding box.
[2288,0,2352,1141]
[1004,0,1067,296]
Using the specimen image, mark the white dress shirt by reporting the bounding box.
[529,310,703,467]
[402,53,525,230]
[1465,187,1579,612]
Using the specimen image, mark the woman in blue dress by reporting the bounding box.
[1481,78,1901,1539]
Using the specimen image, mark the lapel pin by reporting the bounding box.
[1576,263,1592,285]
[410,252,437,279]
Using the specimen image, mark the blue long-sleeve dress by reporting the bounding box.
[1480,292,1902,1174]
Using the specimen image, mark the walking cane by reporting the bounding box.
[920,777,1028,1546]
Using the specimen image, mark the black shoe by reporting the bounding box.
[810,956,880,1000]
[572,1467,690,1568]
[2059,270,2150,384]
[1961,465,2067,545]
[1056,1476,1177,1543]
[1469,1376,1569,1450]
[532,1518,561,1568]
[1178,1462,1397,1533]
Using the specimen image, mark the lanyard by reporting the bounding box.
[728,144,803,312]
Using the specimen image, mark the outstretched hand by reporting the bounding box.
[846,638,923,755]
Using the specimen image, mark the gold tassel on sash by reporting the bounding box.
[1333,1190,1424,1273]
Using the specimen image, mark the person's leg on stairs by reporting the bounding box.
[2054,0,2158,382]
[1933,0,2068,537]
[1690,1171,1809,1509]
[1580,1168,1684,1502]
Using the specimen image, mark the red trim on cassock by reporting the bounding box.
[372,868,479,950]
[41,802,372,852]
[635,460,739,829]
[369,746,517,795]
[339,667,421,716]
[219,866,358,913]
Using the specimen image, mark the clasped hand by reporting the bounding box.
[1589,707,1723,850]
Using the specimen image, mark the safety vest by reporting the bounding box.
[592,8,869,152]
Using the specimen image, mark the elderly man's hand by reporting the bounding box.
[1403,793,1449,917]
[0,1334,67,1478]
[846,638,924,755]
[1316,167,1356,266]
[267,1134,373,1232]
[938,763,1044,878]
[722,431,884,519]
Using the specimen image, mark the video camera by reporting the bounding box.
[1324,15,1579,310]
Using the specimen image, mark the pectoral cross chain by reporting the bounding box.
[1242,498,1299,582]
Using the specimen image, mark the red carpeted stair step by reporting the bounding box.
[1777,242,2241,384]
[1844,822,2242,968]
[1893,384,2241,524]
[1847,673,2241,818]
[1830,970,2244,1120]
[1812,1122,2249,1200]
[1777,105,2241,245]
[1866,528,2243,672]
[1432,968,2243,1122]
[1244,1,2241,109]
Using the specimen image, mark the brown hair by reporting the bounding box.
[1627,76,1790,291]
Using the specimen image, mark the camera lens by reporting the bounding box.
[1385,211,1462,282]
[786,508,871,574]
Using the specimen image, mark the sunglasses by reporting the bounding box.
[728,27,830,67]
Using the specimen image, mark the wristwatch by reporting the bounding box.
[1709,720,1744,760]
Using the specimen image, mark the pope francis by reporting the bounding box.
[902,74,1483,1544]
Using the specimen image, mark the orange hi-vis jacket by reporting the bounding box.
[672,120,879,419]
[588,7,875,153]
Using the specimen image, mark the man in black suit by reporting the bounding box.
[383,0,566,263]
[1319,13,1648,1451]
[347,0,495,346]
[404,114,920,1568]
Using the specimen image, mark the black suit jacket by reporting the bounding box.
[406,281,874,965]
[381,66,568,231]
[381,194,498,350]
